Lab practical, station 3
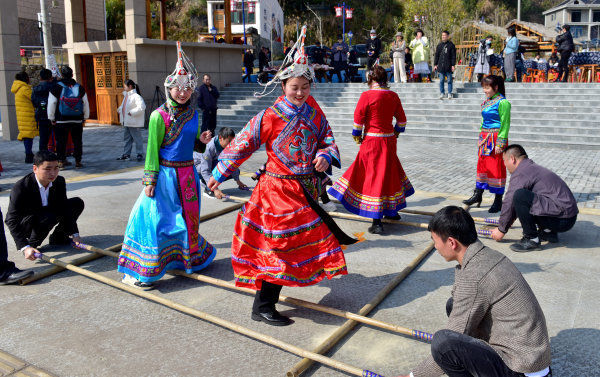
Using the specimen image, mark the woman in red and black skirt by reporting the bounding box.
[329,65,414,234]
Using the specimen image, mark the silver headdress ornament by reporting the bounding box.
[164,41,198,105]
[254,25,315,97]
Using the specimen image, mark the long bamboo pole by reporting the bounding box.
[33,251,385,377]
[399,208,499,225]
[19,243,122,285]
[75,242,433,342]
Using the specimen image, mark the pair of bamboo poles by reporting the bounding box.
[27,200,483,376]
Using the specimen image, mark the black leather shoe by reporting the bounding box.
[383,214,401,221]
[0,268,34,285]
[539,230,559,243]
[510,237,541,252]
[368,224,384,234]
[251,311,292,326]
[49,233,71,246]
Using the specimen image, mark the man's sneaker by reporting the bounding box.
[0,268,34,285]
[447,93,453,99]
[439,93,445,100]
[116,154,131,161]
[510,237,542,252]
[203,188,215,199]
[539,230,559,243]
[136,154,144,161]
[321,201,337,212]
[122,274,154,290]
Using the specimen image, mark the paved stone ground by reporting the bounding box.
[1,125,600,376]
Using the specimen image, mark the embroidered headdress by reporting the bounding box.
[255,25,315,97]
[163,41,198,119]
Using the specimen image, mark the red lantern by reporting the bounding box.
[248,2,255,13]
[345,8,353,19]
[20,49,26,57]
[335,6,342,17]
[231,1,237,11]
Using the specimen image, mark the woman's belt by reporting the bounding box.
[365,132,395,137]
[265,171,314,180]
[480,128,499,133]
[159,158,194,167]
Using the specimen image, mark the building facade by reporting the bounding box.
[543,0,600,40]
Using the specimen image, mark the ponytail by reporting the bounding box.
[125,79,141,96]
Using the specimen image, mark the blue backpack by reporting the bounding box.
[57,82,84,118]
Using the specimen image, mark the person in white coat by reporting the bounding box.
[116,80,146,161]
[391,32,407,83]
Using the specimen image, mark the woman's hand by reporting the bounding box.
[200,130,213,144]
[208,176,221,191]
[145,185,156,197]
[352,135,362,144]
[494,146,503,155]
[312,156,330,173]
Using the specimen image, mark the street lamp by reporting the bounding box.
[210,26,217,42]
[348,30,353,46]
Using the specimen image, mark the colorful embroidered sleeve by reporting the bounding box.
[212,110,265,183]
[316,116,341,169]
[352,92,368,137]
[143,110,165,185]
[394,95,407,134]
[497,99,511,149]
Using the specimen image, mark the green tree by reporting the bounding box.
[106,0,125,40]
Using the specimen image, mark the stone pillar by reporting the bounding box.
[124,0,149,112]
[64,0,86,81]
[0,0,20,140]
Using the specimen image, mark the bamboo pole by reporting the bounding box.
[399,208,499,225]
[75,242,434,342]
[33,252,385,377]
[200,202,244,222]
[19,243,122,285]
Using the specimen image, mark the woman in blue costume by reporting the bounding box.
[118,42,216,289]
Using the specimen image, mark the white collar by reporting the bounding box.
[35,175,53,190]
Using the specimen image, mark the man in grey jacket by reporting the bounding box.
[491,144,578,251]
[398,206,551,377]
[194,127,247,199]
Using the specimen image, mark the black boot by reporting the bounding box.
[463,188,483,207]
[368,219,384,234]
[488,194,503,213]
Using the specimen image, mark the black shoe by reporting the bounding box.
[368,224,384,234]
[116,154,131,161]
[49,233,71,246]
[251,310,292,326]
[463,188,484,207]
[510,237,541,252]
[0,268,34,285]
[383,214,401,221]
[488,194,503,213]
[539,230,559,243]
[136,154,143,161]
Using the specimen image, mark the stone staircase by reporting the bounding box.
[216,82,600,149]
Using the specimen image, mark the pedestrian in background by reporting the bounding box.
[197,74,220,135]
[409,29,431,82]
[391,32,407,84]
[434,30,457,99]
[31,68,55,153]
[366,29,382,70]
[330,35,349,83]
[243,49,255,83]
[556,24,575,82]
[503,27,519,82]
[475,36,493,82]
[11,71,38,163]
[116,79,146,161]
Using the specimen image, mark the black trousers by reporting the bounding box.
[558,51,571,82]
[329,62,347,83]
[55,122,83,162]
[201,109,217,135]
[433,297,530,377]
[20,198,84,247]
[252,281,282,314]
[367,56,377,70]
[513,188,577,239]
[243,65,253,82]
[38,120,52,152]
[0,209,16,280]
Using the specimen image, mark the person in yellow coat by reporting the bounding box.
[11,72,38,163]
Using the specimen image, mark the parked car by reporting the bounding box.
[305,45,333,64]
[351,44,368,66]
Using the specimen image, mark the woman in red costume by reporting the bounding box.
[208,27,355,326]
[329,66,414,234]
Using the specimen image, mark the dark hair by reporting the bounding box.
[481,75,506,97]
[504,144,528,159]
[60,66,73,78]
[428,206,478,246]
[485,35,493,39]
[218,127,235,139]
[562,24,570,31]
[367,65,388,88]
[442,30,450,35]
[416,28,424,36]
[40,68,52,81]
[507,27,516,37]
[203,74,211,79]
[124,79,140,95]
[33,150,59,166]
[15,71,29,83]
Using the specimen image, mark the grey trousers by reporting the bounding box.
[504,53,516,80]
[123,126,144,156]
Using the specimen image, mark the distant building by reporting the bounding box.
[543,0,600,40]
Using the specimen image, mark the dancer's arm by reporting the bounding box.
[142,111,166,190]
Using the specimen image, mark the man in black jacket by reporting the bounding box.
[366,29,382,70]
[243,49,255,83]
[434,31,457,99]
[196,74,220,135]
[556,24,575,82]
[5,151,84,261]
[31,68,55,152]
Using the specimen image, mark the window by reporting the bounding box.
[551,14,555,21]
[571,10,581,23]
[593,10,600,22]
[570,25,585,38]
[232,9,256,25]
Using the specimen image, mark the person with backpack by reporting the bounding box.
[47,66,89,169]
[116,79,146,161]
[31,68,55,153]
[11,72,38,163]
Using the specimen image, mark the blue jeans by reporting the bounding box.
[23,138,33,156]
[438,72,453,94]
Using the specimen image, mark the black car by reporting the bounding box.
[305,45,332,64]
[350,44,368,65]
